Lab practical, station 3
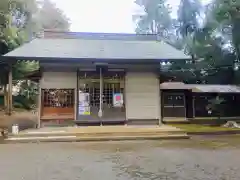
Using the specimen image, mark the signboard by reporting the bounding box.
[113,93,123,107]
[78,91,90,115]
[78,106,90,115]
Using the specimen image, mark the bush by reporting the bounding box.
[13,102,25,109]
[13,95,33,110]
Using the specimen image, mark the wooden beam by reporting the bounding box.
[7,64,13,115]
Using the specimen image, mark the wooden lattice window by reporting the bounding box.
[163,93,185,106]
[42,89,74,108]
[79,73,125,107]
[163,93,186,117]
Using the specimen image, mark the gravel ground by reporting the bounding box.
[0,139,240,180]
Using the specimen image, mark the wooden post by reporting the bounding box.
[37,83,41,128]
[160,90,163,125]
[4,84,8,110]
[76,68,79,121]
[7,64,13,116]
[192,95,195,119]
[158,79,162,126]
[183,93,187,120]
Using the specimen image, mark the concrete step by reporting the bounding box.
[9,130,185,138]
[5,133,189,143]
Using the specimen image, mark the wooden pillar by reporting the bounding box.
[7,64,13,116]
[192,95,195,119]
[4,84,8,110]
[158,81,162,126]
[160,90,164,124]
[76,69,79,121]
[37,83,41,128]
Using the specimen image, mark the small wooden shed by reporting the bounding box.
[160,82,240,122]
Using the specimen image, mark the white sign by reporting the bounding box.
[79,92,90,106]
[113,93,123,107]
[79,91,90,115]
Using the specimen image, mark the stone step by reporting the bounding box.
[5,134,189,143]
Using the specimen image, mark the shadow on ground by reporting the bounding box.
[57,135,240,152]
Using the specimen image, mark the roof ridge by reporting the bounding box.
[43,29,157,36]
[42,30,158,41]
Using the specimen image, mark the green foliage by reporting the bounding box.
[177,0,202,37]
[13,101,25,109]
[0,0,70,108]
[18,80,38,105]
[134,0,172,36]
[0,0,70,55]
[13,60,39,81]
[13,95,33,110]
[134,0,240,84]
[0,0,70,69]
[210,0,240,60]
[37,0,70,31]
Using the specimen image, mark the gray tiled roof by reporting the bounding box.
[160,82,240,93]
[192,85,240,93]
[160,82,192,89]
[4,34,190,60]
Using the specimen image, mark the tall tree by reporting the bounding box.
[0,0,36,83]
[0,0,36,52]
[177,0,202,60]
[177,0,202,38]
[36,0,70,31]
[211,0,240,62]
[133,0,238,84]
[0,0,70,104]
[134,0,172,38]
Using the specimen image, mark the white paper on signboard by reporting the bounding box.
[78,105,90,115]
[78,106,85,115]
[78,91,90,115]
[113,93,123,107]
[84,106,90,115]
[79,91,90,106]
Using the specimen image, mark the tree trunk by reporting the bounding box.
[191,54,195,64]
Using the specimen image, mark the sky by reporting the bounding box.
[51,0,211,33]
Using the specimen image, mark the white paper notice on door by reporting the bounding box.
[79,91,90,106]
[113,93,123,107]
[79,91,90,115]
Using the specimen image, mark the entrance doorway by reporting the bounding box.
[162,92,186,120]
[77,70,126,124]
